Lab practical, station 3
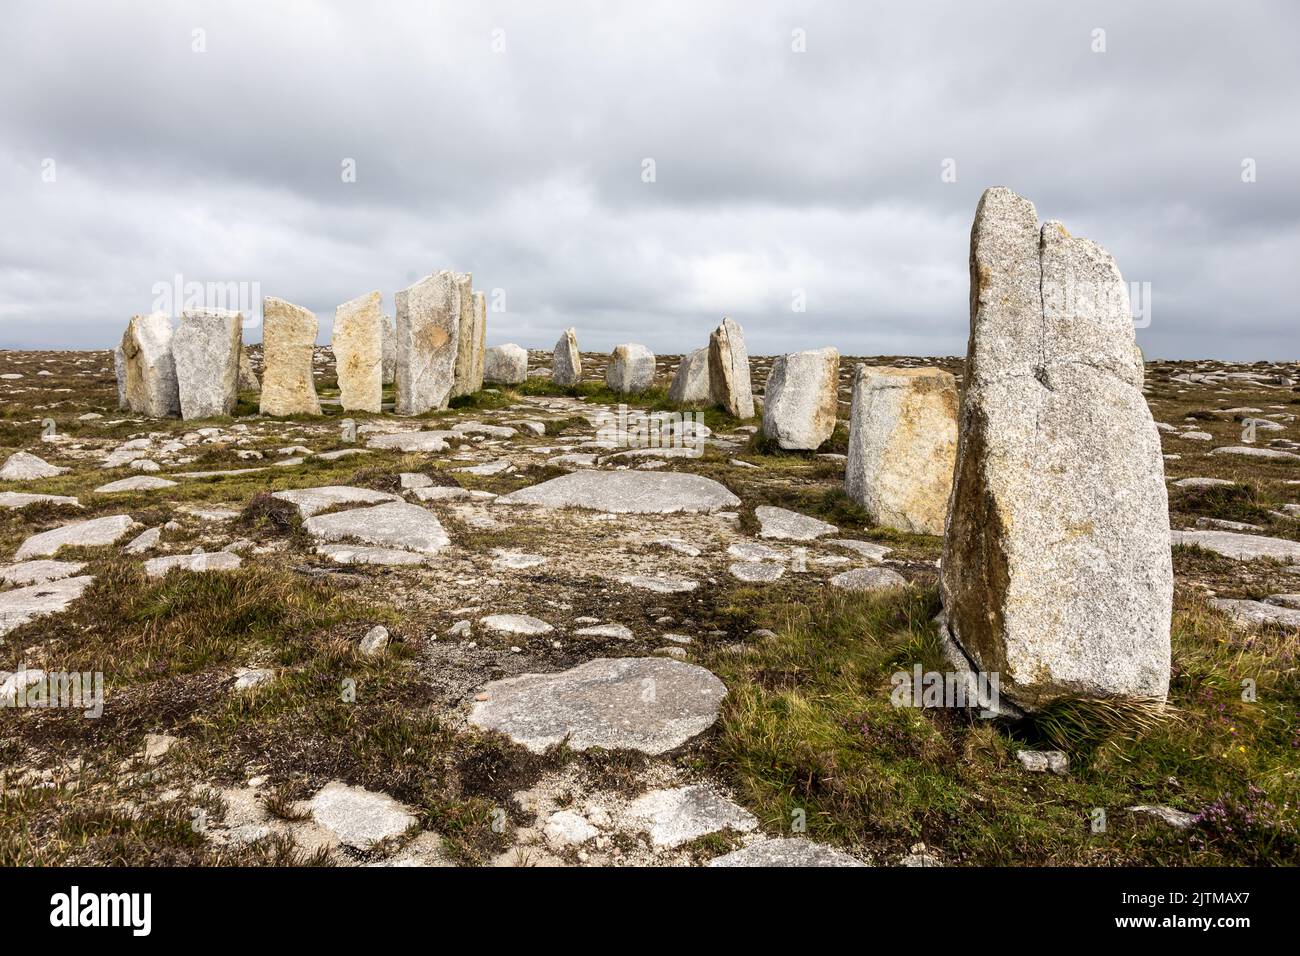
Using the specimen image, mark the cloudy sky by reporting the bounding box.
[1,1,1296,359]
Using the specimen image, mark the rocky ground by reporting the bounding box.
[0,346,1296,866]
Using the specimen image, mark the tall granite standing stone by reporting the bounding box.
[606,343,656,394]
[394,271,460,415]
[472,291,487,392]
[940,187,1172,711]
[668,348,710,403]
[381,315,396,385]
[762,347,839,450]
[238,346,260,392]
[119,313,180,418]
[451,273,478,399]
[172,309,242,419]
[332,291,383,413]
[845,365,957,535]
[708,317,754,419]
[553,328,582,386]
[113,346,128,409]
[259,297,322,416]
[484,344,529,385]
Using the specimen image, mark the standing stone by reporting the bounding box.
[472,291,487,392]
[259,297,321,416]
[484,344,529,385]
[553,327,582,386]
[395,271,459,415]
[112,346,127,409]
[237,346,260,392]
[940,187,1172,711]
[119,313,180,418]
[708,317,754,419]
[332,291,383,413]
[172,309,242,420]
[668,348,710,403]
[381,315,396,385]
[762,347,839,450]
[845,365,957,535]
[606,343,655,394]
[451,273,478,399]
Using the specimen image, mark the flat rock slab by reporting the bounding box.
[729,561,785,583]
[625,785,758,848]
[0,491,80,509]
[306,781,417,851]
[755,505,838,541]
[1172,529,1300,563]
[497,470,740,514]
[304,502,450,555]
[15,514,138,560]
[830,567,908,591]
[94,476,178,493]
[468,657,728,755]
[481,614,554,636]
[365,431,454,452]
[316,544,427,566]
[1211,598,1300,628]
[0,575,94,636]
[824,538,891,561]
[144,552,243,578]
[0,451,69,480]
[707,838,864,867]
[272,485,401,517]
[619,574,699,594]
[0,559,87,586]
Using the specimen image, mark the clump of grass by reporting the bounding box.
[1026,695,1180,756]
[237,491,302,538]
[1171,482,1269,524]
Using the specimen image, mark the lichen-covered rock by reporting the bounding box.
[450,272,480,399]
[761,347,839,449]
[939,187,1172,711]
[332,291,383,413]
[668,347,710,403]
[380,314,396,385]
[237,346,260,392]
[172,309,241,419]
[708,317,754,419]
[120,313,180,417]
[605,343,655,394]
[553,327,582,386]
[259,297,321,416]
[484,343,528,384]
[395,272,459,415]
[845,365,958,535]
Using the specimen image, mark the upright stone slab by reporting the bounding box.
[394,271,459,415]
[606,343,655,394]
[668,347,710,403]
[940,187,1172,710]
[451,273,478,399]
[113,346,127,409]
[259,297,321,416]
[471,291,487,392]
[553,327,582,386]
[332,291,383,413]
[708,317,754,419]
[237,346,260,392]
[381,315,396,385]
[119,313,180,418]
[484,343,529,385]
[172,309,242,419]
[845,365,957,535]
[761,347,839,450]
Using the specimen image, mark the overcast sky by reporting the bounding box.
[1,1,1296,359]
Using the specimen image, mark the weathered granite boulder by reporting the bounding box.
[237,346,260,392]
[451,273,479,399]
[395,271,459,415]
[0,452,68,481]
[939,187,1172,711]
[332,291,383,413]
[553,327,582,386]
[172,309,241,420]
[381,315,396,385]
[605,343,655,394]
[120,313,180,418]
[259,297,321,416]
[762,347,839,449]
[668,347,710,403]
[845,365,958,535]
[471,290,487,392]
[484,344,529,385]
[113,346,128,408]
[708,317,754,418]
